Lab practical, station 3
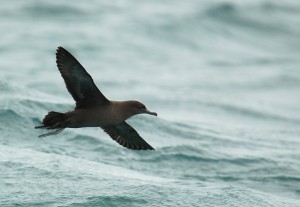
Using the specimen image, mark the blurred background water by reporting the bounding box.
[0,0,300,206]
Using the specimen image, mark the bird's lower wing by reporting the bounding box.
[101,122,155,150]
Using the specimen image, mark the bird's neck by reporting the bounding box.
[112,101,136,122]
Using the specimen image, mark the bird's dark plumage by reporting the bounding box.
[102,122,155,150]
[56,47,109,109]
[35,46,157,150]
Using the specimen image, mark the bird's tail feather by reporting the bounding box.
[35,111,66,137]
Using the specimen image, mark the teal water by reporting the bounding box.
[1,0,300,206]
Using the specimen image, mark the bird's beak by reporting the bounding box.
[144,109,157,116]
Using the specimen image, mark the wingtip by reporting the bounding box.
[56,46,67,55]
[120,143,155,151]
[137,145,155,151]
[56,46,68,63]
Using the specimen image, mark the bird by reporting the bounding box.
[35,46,157,150]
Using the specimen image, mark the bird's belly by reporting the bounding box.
[65,109,119,128]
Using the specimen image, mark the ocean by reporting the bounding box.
[0,0,300,206]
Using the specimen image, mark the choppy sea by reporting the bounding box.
[0,0,300,206]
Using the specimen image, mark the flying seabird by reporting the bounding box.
[35,47,157,150]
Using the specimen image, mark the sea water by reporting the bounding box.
[0,0,300,206]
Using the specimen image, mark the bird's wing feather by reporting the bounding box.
[101,122,155,150]
[56,46,109,109]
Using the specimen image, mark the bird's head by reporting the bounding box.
[126,100,157,117]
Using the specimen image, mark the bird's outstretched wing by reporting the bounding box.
[56,46,109,109]
[101,122,155,150]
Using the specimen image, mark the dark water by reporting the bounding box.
[0,1,300,206]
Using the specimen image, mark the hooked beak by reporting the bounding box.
[144,109,157,116]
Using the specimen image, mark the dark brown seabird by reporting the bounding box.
[35,47,157,150]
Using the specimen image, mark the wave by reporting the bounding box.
[203,101,300,124]
[65,196,147,207]
[2,142,299,207]
[23,3,87,18]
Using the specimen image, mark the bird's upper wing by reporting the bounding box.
[101,122,155,150]
[56,46,109,109]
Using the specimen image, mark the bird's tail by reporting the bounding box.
[35,111,66,138]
